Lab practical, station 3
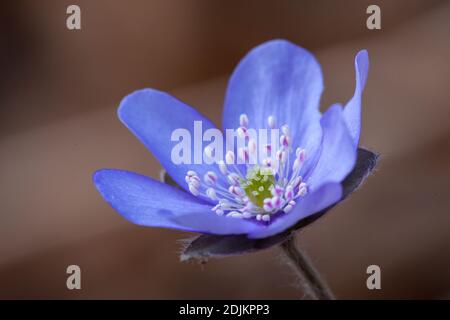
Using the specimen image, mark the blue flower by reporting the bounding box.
[93,40,376,257]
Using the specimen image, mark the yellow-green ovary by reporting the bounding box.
[241,166,275,208]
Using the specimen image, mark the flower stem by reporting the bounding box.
[280,236,335,300]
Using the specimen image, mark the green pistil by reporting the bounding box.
[241,166,275,208]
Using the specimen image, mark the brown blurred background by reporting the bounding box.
[1,0,450,299]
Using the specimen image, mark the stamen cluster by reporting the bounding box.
[185,114,308,222]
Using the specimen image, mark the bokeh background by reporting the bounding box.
[1,0,450,299]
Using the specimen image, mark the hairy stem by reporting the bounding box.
[280,236,335,300]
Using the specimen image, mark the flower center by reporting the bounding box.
[185,114,308,222]
[241,166,275,208]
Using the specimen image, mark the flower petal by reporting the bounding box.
[343,50,369,146]
[306,104,357,190]
[222,39,324,174]
[247,183,342,239]
[118,88,222,196]
[93,169,259,235]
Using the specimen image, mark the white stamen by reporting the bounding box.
[237,127,248,139]
[281,124,290,135]
[263,198,273,212]
[285,186,294,201]
[235,196,247,204]
[280,135,289,147]
[187,170,197,177]
[271,185,284,196]
[225,151,235,164]
[185,171,198,183]
[243,201,255,212]
[229,186,244,197]
[238,147,249,163]
[204,145,214,159]
[263,157,272,168]
[293,158,301,172]
[271,196,283,209]
[206,188,218,201]
[227,211,243,218]
[239,114,249,128]
[268,116,276,129]
[188,183,199,196]
[203,171,217,186]
[283,200,296,213]
[296,148,306,162]
[227,173,240,186]
[276,150,287,163]
[298,183,308,197]
[291,176,302,188]
[218,160,228,175]
[248,139,257,155]
[261,214,271,222]
[242,211,253,219]
[189,177,200,189]
[219,199,233,209]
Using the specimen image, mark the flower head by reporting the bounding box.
[93,40,376,257]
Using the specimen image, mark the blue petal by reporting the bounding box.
[93,169,259,235]
[222,39,324,174]
[306,104,357,190]
[118,89,222,197]
[343,50,369,146]
[248,183,342,239]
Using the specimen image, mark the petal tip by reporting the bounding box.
[356,49,369,60]
[321,103,344,124]
[92,168,123,195]
[118,88,158,122]
[355,50,369,88]
[92,168,109,187]
[117,88,177,126]
[243,38,318,64]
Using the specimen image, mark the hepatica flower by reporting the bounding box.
[93,40,377,259]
